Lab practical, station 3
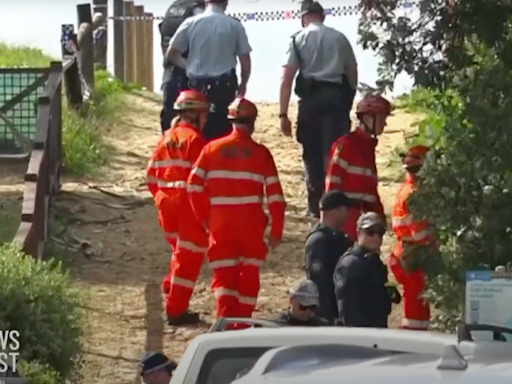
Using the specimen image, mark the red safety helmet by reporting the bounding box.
[356,94,393,116]
[401,145,430,167]
[174,90,210,110]
[227,97,258,121]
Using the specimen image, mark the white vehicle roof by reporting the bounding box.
[232,343,512,384]
[171,320,512,384]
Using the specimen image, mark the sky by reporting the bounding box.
[0,0,416,102]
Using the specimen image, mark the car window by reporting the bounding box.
[196,347,274,384]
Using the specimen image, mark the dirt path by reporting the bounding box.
[53,92,418,384]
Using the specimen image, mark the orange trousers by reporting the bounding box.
[208,212,268,319]
[157,195,208,317]
[389,254,430,330]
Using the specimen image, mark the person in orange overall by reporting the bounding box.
[146,89,210,326]
[325,94,392,241]
[187,97,286,320]
[389,145,435,330]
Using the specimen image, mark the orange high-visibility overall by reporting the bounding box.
[389,173,434,330]
[325,128,385,240]
[187,129,286,318]
[146,122,208,317]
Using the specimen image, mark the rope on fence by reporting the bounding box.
[106,2,416,21]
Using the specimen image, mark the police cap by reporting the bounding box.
[300,0,324,16]
[319,190,353,211]
[289,280,320,307]
[140,351,177,376]
[356,212,385,230]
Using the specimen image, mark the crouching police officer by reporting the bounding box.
[274,280,330,326]
[159,0,205,133]
[166,0,252,141]
[279,0,358,217]
[305,190,353,324]
[334,212,401,328]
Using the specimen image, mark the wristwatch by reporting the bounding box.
[279,113,287,118]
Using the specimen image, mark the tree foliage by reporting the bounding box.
[358,0,512,330]
[358,0,512,91]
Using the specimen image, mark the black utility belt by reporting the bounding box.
[295,75,343,97]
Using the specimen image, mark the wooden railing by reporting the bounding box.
[6,0,155,259]
[12,58,83,259]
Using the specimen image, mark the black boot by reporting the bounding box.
[167,310,201,326]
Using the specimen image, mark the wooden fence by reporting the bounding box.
[12,58,83,259]
[112,0,154,90]
[3,0,155,259]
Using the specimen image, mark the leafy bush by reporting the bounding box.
[19,361,61,384]
[358,0,512,331]
[396,88,464,148]
[0,244,83,378]
[406,47,512,331]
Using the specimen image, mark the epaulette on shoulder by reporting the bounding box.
[291,30,301,38]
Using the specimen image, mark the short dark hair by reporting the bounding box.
[300,0,324,16]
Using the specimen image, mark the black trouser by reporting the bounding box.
[188,71,237,141]
[297,83,355,215]
[160,72,188,133]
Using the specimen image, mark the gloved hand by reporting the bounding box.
[385,282,402,304]
[334,318,345,326]
[161,274,171,295]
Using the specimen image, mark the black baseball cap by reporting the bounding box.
[300,0,324,16]
[140,352,177,376]
[319,190,353,211]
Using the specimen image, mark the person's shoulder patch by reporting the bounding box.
[311,260,323,273]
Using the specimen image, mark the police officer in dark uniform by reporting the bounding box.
[334,212,401,328]
[140,351,177,384]
[279,0,358,217]
[166,0,252,141]
[159,0,205,133]
[274,280,330,326]
[305,190,353,324]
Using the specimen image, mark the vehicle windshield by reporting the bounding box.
[196,346,273,384]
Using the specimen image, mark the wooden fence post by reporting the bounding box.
[77,3,95,92]
[92,0,108,69]
[61,25,84,109]
[144,12,154,91]
[113,0,125,81]
[124,1,136,84]
[134,5,145,88]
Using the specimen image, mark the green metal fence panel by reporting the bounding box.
[0,69,48,154]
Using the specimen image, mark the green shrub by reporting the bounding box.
[19,361,61,384]
[406,48,512,331]
[62,70,127,176]
[62,107,109,176]
[396,88,464,148]
[0,244,83,378]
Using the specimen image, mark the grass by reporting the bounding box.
[62,70,135,177]
[0,198,21,244]
[0,42,55,67]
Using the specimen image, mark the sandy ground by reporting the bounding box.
[2,92,419,383]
